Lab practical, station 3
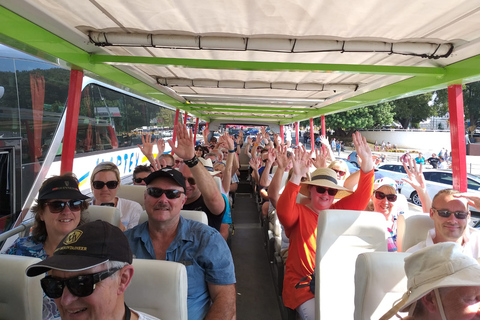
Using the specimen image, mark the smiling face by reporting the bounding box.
[92,171,118,204]
[431,193,469,243]
[52,264,131,320]
[144,178,186,225]
[372,185,397,220]
[40,199,82,239]
[308,185,336,212]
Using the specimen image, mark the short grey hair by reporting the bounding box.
[105,260,129,278]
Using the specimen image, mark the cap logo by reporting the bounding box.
[63,230,83,245]
[65,181,70,187]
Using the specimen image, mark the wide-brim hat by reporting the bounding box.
[198,157,222,175]
[38,175,89,201]
[26,220,132,276]
[397,242,480,313]
[299,167,352,199]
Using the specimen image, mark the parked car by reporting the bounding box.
[347,151,358,166]
[375,162,409,190]
[401,169,480,208]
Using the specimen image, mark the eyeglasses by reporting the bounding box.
[186,177,196,185]
[432,208,469,219]
[314,186,338,196]
[146,187,183,199]
[374,191,397,202]
[133,177,145,184]
[92,181,119,189]
[332,169,346,177]
[45,200,84,213]
[41,267,121,299]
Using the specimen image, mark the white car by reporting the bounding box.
[400,169,480,209]
[375,162,408,190]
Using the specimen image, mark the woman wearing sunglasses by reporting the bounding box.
[328,160,350,184]
[276,132,374,320]
[90,162,142,230]
[6,173,89,320]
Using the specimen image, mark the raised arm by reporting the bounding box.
[169,123,225,215]
[402,159,431,213]
[320,136,335,162]
[268,145,290,208]
[155,138,165,160]
[259,148,276,188]
[219,133,234,194]
[353,131,373,173]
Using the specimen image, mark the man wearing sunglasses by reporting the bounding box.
[26,220,159,320]
[406,189,480,258]
[132,165,151,185]
[124,124,236,320]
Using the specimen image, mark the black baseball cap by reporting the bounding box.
[143,167,186,192]
[26,220,132,277]
[38,176,89,201]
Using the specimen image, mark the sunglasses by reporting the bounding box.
[133,177,145,184]
[332,169,346,177]
[432,208,469,219]
[45,200,84,213]
[314,186,338,196]
[41,267,121,299]
[374,191,397,202]
[146,187,183,199]
[92,181,119,190]
[186,177,196,185]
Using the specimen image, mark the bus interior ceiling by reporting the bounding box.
[2,1,480,319]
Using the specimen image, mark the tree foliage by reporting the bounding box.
[391,93,434,128]
[303,102,395,136]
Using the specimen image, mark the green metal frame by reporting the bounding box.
[2,5,480,125]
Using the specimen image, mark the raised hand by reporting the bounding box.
[291,145,312,183]
[453,193,480,211]
[352,131,373,172]
[219,132,235,150]
[402,159,426,192]
[312,147,328,168]
[156,138,165,159]
[266,147,276,165]
[275,145,290,169]
[137,133,156,164]
[168,123,195,160]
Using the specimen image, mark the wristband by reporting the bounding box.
[184,156,199,168]
[228,149,236,153]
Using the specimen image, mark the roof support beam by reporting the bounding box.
[189,105,307,112]
[90,55,445,76]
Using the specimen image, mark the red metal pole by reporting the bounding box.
[448,85,467,192]
[295,122,299,146]
[310,118,314,150]
[193,118,199,144]
[183,112,188,125]
[321,115,326,137]
[280,125,284,144]
[61,69,83,174]
[172,109,180,155]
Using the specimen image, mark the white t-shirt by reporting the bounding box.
[406,227,480,258]
[116,197,143,229]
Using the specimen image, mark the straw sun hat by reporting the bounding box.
[299,167,352,199]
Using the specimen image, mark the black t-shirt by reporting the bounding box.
[183,195,226,231]
[428,157,440,168]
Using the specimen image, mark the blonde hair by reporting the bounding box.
[90,162,120,188]
[328,160,350,179]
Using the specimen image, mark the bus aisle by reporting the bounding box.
[230,170,283,319]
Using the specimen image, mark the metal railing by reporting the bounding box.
[0,219,34,243]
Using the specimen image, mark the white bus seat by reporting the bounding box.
[138,210,208,225]
[315,210,388,320]
[0,255,43,320]
[213,176,223,193]
[84,205,122,227]
[117,184,146,209]
[397,213,433,252]
[354,252,410,320]
[125,259,188,320]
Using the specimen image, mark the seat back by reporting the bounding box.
[0,255,43,320]
[354,252,410,320]
[125,259,188,320]
[138,210,208,225]
[396,213,433,252]
[315,210,388,320]
[84,205,122,227]
[116,185,146,209]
